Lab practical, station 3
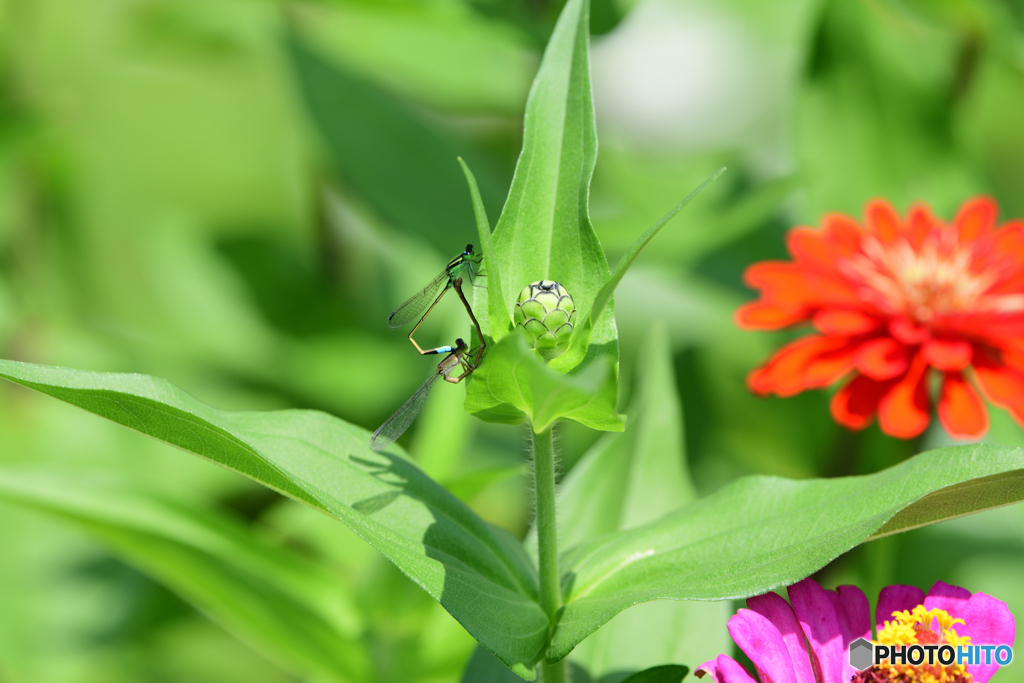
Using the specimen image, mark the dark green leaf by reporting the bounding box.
[0,471,367,682]
[294,2,535,114]
[286,34,510,251]
[620,664,689,683]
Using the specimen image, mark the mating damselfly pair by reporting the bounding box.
[370,245,486,451]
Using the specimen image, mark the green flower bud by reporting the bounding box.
[514,280,576,358]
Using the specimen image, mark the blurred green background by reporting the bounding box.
[2,0,1024,681]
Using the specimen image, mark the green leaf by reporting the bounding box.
[550,170,723,373]
[795,0,974,221]
[555,324,694,552]
[286,34,510,251]
[292,2,535,115]
[551,326,729,675]
[0,471,367,682]
[487,0,613,355]
[620,665,690,683]
[550,443,1024,660]
[463,331,622,433]
[459,158,512,340]
[461,645,533,683]
[0,359,547,677]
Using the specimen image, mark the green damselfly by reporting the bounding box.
[387,244,484,355]
[370,337,482,452]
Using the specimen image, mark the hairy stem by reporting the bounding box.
[533,425,566,681]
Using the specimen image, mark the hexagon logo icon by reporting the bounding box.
[850,638,874,671]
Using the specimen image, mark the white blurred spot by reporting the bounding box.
[592,0,764,151]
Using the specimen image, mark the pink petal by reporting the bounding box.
[788,579,845,683]
[696,655,759,683]
[747,592,816,683]
[829,585,872,683]
[957,592,1016,683]
[834,586,872,642]
[875,584,925,634]
[728,609,799,683]
[923,580,972,620]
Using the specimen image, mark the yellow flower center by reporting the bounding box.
[857,605,973,683]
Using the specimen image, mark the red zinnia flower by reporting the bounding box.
[737,197,1024,439]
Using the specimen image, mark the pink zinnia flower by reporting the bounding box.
[697,578,1015,683]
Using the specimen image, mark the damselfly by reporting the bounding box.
[387,244,484,354]
[370,337,481,451]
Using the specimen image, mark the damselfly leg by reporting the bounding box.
[369,338,479,451]
[386,244,487,355]
[386,245,477,330]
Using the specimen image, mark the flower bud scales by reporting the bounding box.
[514,280,576,358]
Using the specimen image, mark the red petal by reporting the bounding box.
[922,338,973,371]
[788,226,864,274]
[878,355,931,438]
[749,336,859,397]
[906,203,937,248]
[813,309,880,336]
[744,262,860,308]
[987,269,1024,295]
[1000,342,1024,371]
[938,372,988,439]
[857,338,910,380]
[743,261,798,289]
[992,220,1024,260]
[787,227,835,271]
[735,302,808,330]
[865,200,903,243]
[800,343,861,392]
[821,214,864,255]
[973,351,1024,425]
[888,317,930,344]
[954,196,997,243]
[748,365,774,396]
[830,374,891,430]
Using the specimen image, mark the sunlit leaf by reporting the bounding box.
[553,324,694,551]
[463,331,622,433]
[550,170,723,373]
[550,444,1024,660]
[550,326,728,675]
[0,359,546,677]
[486,0,613,355]
[460,158,512,340]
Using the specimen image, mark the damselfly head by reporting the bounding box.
[465,244,474,256]
[455,338,468,352]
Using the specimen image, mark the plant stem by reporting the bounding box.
[542,659,568,683]
[533,425,561,619]
[533,425,566,682]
